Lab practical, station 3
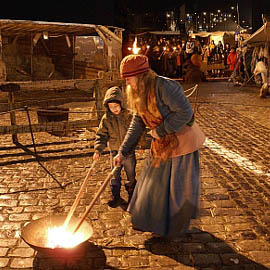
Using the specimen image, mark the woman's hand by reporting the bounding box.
[113,152,125,167]
[148,129,160,139]
[93,152,100,161]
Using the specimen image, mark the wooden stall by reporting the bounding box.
[0,19,124,139]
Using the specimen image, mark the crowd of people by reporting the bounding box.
[124,35,238,82]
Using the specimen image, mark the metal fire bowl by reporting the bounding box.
[20,215,93,259]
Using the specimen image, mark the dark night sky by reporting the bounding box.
[0,0,247,22]
[0,0,270,31]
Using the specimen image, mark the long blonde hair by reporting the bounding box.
[126,69,157,115]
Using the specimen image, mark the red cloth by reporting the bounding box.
[227,51,237,71]
[120,54,149,78]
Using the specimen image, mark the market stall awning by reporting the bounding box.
[0,19,123,37]
[134,31,181,36]
[243,21,270,46]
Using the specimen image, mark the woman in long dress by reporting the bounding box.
[114,54,205,237]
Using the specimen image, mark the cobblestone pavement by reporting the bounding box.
[0,82,269,270]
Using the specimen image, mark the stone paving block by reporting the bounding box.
[122,255,149,267]
[105,256,122,267]
[0,247,8,256]
[3,207,24,214]
[201,224,225,233]
[220,252,258,266]
[9,247,35,257]
[173,265,195,270]
[192,254,221,267]
[0,258,9,267]
[0,238,18,247]
[150,254,181,267]
[182,242,206,253]
[0,199,18,207]
[23,205,45,212]
[10,257,34,268]
[205,242,235,253]
[236,240,270,252]
[8,213,31,222]
[225,223,254,232]
[199,216,225,225]
[249,251,270,265]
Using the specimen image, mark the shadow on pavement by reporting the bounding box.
[144,229,268,270]
[32,241,117,270]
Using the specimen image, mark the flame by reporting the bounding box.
[132,37,141,54]
[47,226,85,248]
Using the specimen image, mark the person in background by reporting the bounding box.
[223,43,231,68]
[227,47,237,74]
[114,54,205,238]
[93,86,137,208]
[184,38,195,60]
[217,41,224,62]
[183,54,206,83]
[209,40,216,63]
[175,43,184,77]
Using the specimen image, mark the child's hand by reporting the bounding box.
[93,152,100,161]
[113,152,124,167]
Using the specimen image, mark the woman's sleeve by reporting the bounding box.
[119,114,146,156]
[155,79,193,138]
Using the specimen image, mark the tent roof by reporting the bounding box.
[212,18,243,32]
[135,31,181,36]
[191,31,235,38]
[0,19,123,37]
[242,21,270,46]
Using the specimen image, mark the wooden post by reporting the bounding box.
[0,30,2,59]
[72,35,75,79]
[30,34,33,77]
[0,83,20,143]
[8,91,18,144]
[94,80,103,121]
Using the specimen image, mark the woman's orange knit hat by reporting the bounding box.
[120,54,150,78]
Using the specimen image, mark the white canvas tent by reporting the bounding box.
[242,21,270,97]
[191,31,235,47]
[243,21,270,46]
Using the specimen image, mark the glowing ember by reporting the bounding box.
[47,226,85,248]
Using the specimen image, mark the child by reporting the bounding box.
[93,86,137,208]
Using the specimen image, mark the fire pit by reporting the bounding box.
[21,164,117,261]
[21,215,93,259]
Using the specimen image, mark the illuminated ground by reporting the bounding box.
[0,81,269,269]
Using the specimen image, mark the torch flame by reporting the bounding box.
[132,37,141,54]
[47,226,85,248]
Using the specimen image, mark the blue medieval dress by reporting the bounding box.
[119,76,205,237]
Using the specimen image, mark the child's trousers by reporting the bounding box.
[110,151,136,198]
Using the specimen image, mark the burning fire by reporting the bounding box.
[47,226,85,248]
[128,37,141,54]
